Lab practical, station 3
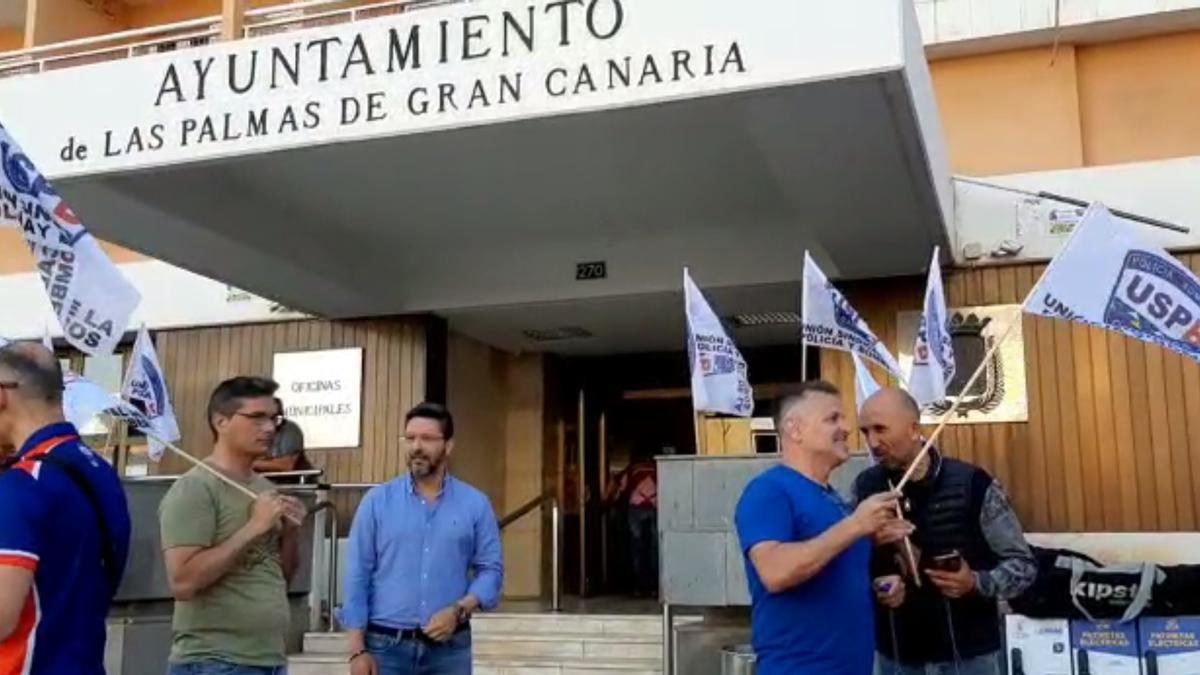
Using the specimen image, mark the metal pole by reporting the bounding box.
[551,502,562,613]
[953,176,1191,234]
[662,602,675,675]
[578,389,587,597]
[326,507,339,632]
[309,488,328,631]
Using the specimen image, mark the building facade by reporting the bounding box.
[0,0,1199,602]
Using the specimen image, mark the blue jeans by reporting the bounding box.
[167,662,287,675]
[366,629,473,675]
[876,651,1003,675]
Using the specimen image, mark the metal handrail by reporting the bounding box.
[497,491,561,612]
[0,17,220,78]
[498,490,555,530]
[307,499,341,632]
[244,0,456,37]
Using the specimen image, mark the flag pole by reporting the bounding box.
[140,428,305,525]
[895,207,1093,491]
[894,306,1025,491]
[801,251,810,379]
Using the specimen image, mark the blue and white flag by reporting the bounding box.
[684,269,754,417]
[1025,204,1200,364]
[1,123,140,356]
[63,369,157,440]
[908,247,956,407]
[122,326,179,461]
[0,123,88,253]
[803,252,905,380]
[852,352,881,414]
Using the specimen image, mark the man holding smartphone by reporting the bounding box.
[854,389,1036,675]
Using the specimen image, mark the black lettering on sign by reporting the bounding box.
[576,261,607,281]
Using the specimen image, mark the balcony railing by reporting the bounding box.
[0,0,463,80]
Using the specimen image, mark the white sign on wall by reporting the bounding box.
[272,347,363,449]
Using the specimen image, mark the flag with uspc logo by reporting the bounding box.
[683,268,754,417]
[0,122,140,356]
[122,325,180,461]
[1024,204,1200,364]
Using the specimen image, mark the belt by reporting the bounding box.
[366,622,470,641]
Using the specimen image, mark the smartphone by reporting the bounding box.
[929,551,963,572]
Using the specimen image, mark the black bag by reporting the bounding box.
[1010,546,1159,622]
[1150,564,1200,616]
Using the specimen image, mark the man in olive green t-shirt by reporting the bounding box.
[159,377,305,675]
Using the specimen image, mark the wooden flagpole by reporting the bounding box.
[140,428,304,525]
[894,305,1027,492]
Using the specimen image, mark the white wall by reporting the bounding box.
[953,155,1200,265]
[0,259,306,340]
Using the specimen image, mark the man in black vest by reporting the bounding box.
[854,388,1036,675]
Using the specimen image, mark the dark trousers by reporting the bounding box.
[627,507,658,596]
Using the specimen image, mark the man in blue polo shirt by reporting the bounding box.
[735,381,910,675]
[0,341,132,674]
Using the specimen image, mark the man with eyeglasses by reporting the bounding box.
[343,402,503,675]
[159,376,306,675]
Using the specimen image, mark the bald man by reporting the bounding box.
[735,381,911,675]
[853,388,1034,675]
[0,342,131,674]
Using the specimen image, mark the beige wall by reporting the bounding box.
[27,0,126,46]
[446,333,546,599]
[932,46,1085,175]
[124,0,219,28]
[0,230,146,275]
[447,334,508,506]
[0,27,23,51]
[931,30,1200,175]
[1077,32,1200,166]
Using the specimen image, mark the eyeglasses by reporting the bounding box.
[233,412,285,428]
[0,382,18,391]
[403,433,445,445]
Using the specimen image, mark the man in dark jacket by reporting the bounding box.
[854,388,1036,675]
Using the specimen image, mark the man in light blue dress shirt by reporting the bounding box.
[343,402,504,675]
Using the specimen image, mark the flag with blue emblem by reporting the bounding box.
[0,122,140,356]
[1024,204,1200,365]
[684,268,754,417]
[908,247,956,407]
[803,252,905,380]
[122,325,180,461]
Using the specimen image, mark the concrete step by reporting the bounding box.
[304,631,661,660]
[304,614,668,654]
[289,653,661,675]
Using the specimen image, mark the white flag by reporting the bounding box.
[0,123,88,253]
[908,247,957,407]
[122,326,179,461]
[852,352,881,414]
[802,252,905,380]
[684,269,754,417]
[1024,204,1200,364]
[1,124,141,356]
[63,370,159,441]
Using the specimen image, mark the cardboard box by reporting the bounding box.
[1140,617,1200,675]
[1072,619,1141,675]
[1006,615,1072,675]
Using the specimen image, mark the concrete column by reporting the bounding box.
[221,0,245,41]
